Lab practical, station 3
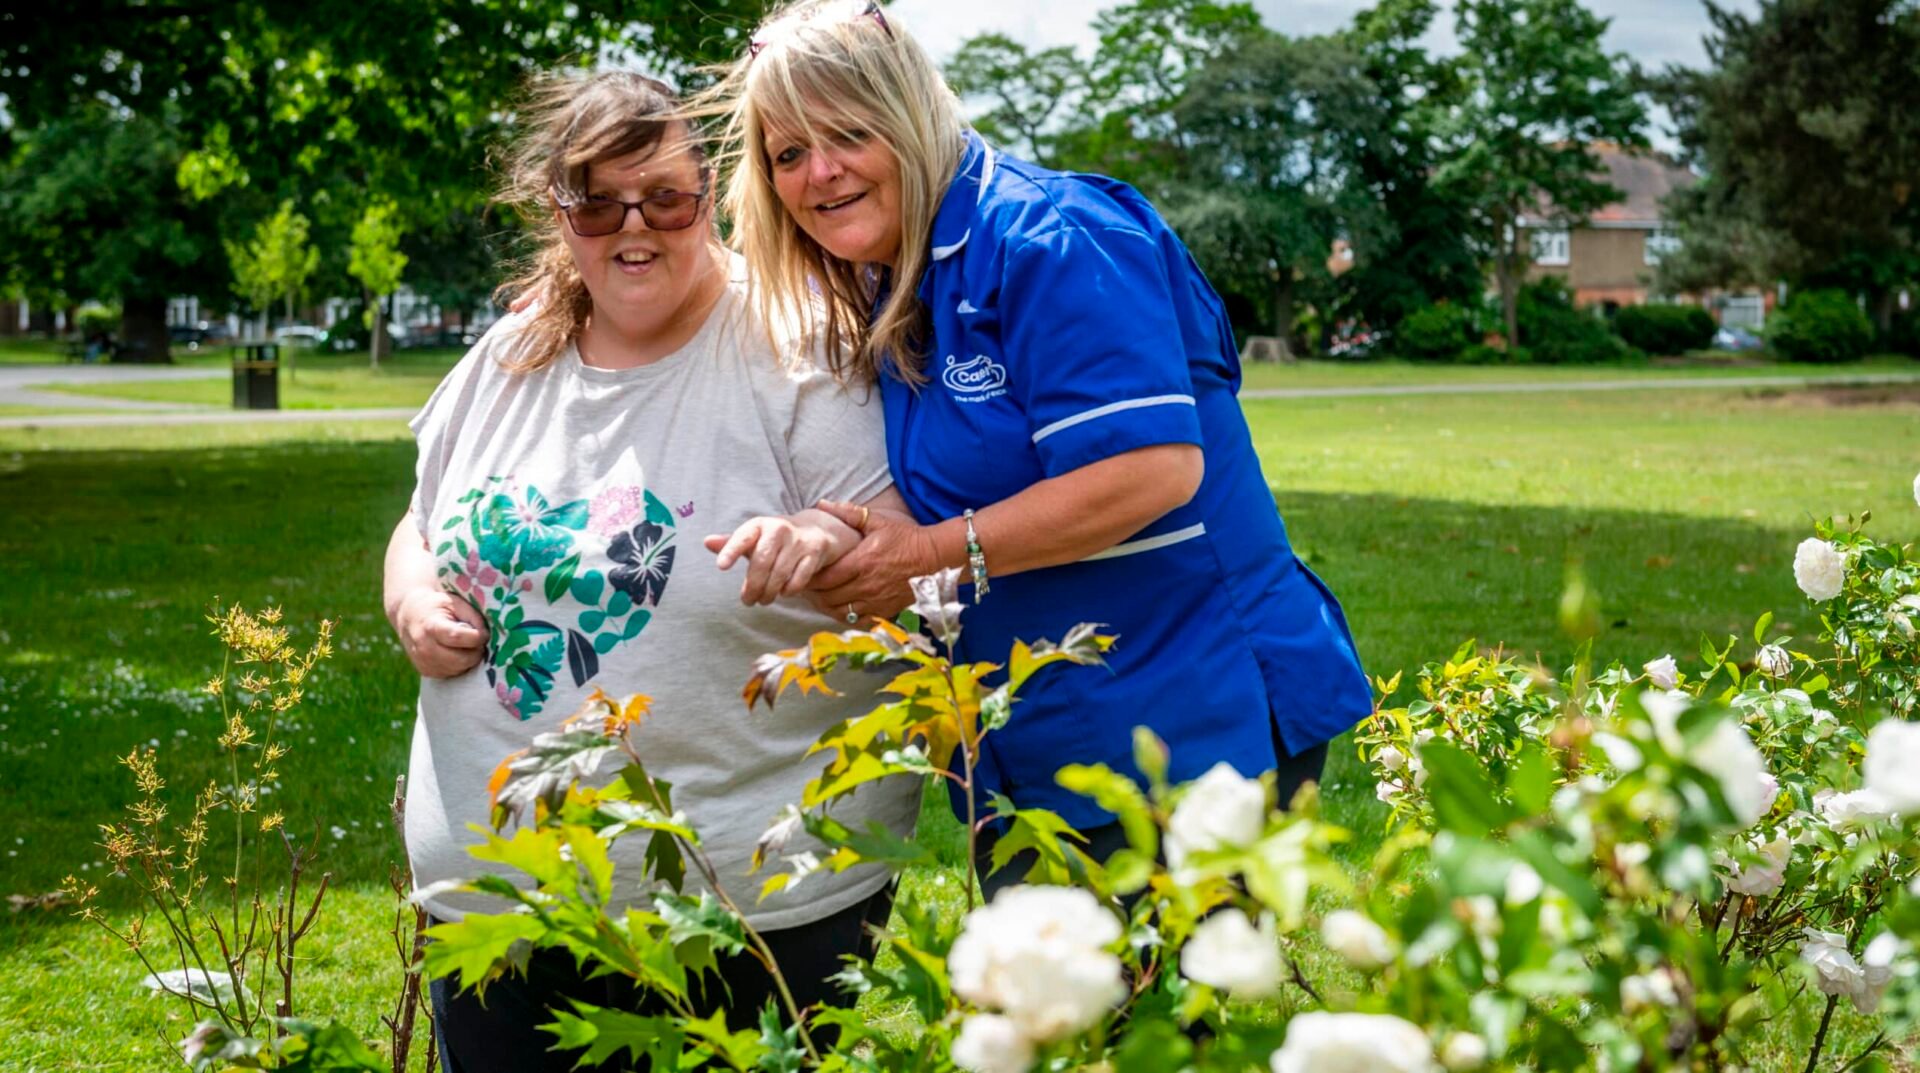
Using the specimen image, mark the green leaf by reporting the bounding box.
[1419,742,1517,834]
[754,1003,806,1073]
[545,552,580,605]
[622,609,651,639]
[1112,1019,1195,1073]
[541,1002,684,1070]
[1508,740,1556,816]
[1753,611,1773,645]
[655,892,749,958]
[681,1009,765,1070]
[1055,762,1156,857]
[422,913,544,997]
[1133,726,1170,790]
[570,570,605,606]
[608,589,633,618]
[579,609,606,634]
[594,632,620,655]
[985,800,1092,885]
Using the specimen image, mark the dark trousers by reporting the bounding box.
[978,740,1328,901]
[430,882,895,1073]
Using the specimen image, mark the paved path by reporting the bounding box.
[0,408,415,430]
[4,367,1917,431]
[1238,370,1920,400]
[0,364,226,390]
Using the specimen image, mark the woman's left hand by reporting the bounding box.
[806,500,941,622]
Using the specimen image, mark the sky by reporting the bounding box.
[888,0,1759,149]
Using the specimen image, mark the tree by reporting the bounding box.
[1432,0,1647,348]
[1170,32,1382,353]
[226,200,319,335]
[0,1,763,348]
[1656,0,1920,331]
[0,105,226,359]
[1332,0,1483,331]
[348,200,407,369]
[946,35,1087,163]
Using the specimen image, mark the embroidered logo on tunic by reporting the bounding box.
[941,353,1007,402]
[956,299,980,314]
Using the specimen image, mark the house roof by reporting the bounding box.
[1525,142,1697,229]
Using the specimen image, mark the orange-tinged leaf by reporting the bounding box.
[487,749,527,811]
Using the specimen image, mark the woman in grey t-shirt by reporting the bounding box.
[381,72,917,1073]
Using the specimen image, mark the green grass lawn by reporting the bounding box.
[3,381,1918,1068]
[1237,351,1917,391]
[29,347,467,412]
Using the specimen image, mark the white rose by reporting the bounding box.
[951,1015,1034,1073]
[1691,718,1774,826]
[1167,762,1268,872]
[1793,538,1846,602]
[1820,788,1897,830]
[1643,654,1680,691]
[1913,470,1919,508]
[1620,968,1680,1011]
[1182,909,1282,997]
[1864,719,1920,813]
[1810,708,1838,739]
[948,886,1125,1043]
[1320,909,1396,970]
[1724,835,1790,897]
[1504,862,1544,906]
[1270,1012,1434,1073]
[1439,1031,1489,1071]
[1376,745,1408,771]
[1800,928,1894,1013]
[1375,780,1399,804]
[1755,644,1792,679]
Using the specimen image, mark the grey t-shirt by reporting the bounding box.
[405,280,917,929]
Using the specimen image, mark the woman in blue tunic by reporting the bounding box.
[715,0,1373,889]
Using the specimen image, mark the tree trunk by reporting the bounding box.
[1869,286,1895,340]
[1272,271,1296,360]
[118,295,171,364]
[370,291,389,369]
[1495,206,1520,350]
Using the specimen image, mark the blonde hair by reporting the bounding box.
[494,70,712,373]
[700,0,968,385]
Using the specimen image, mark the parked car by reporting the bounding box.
[274,325,327,348]
[1712,325,1764,352]
[169,324,211,350]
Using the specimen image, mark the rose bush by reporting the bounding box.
[88,479,1920,1072]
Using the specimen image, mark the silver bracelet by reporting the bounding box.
[964,508,990,604]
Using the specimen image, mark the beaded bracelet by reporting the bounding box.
[964,508,990,603]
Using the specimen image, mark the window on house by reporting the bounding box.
[1532,228,1571,266]
[1645,228,1682,265]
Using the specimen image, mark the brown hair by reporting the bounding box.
[493,70,709,372]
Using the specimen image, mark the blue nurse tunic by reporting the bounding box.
[880,132,1372,829]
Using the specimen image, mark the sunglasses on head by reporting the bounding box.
[749,0,892,59]
[552,171,712,237]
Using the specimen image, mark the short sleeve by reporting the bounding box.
[1000,224,1204,477]
[784,367,894,509]
[407,321,513,540]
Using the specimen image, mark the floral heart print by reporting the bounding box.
[435,477,676,720]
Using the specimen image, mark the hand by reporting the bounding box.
[505,284,548,315]
[704,512,856,606]
[392,588,487,678]
[806,500,938,622]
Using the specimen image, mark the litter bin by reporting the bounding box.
[231,342,280,410]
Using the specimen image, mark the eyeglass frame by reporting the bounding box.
[748,0,892,59]
[550,169,714,237]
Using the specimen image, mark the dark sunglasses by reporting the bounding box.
[553,172,712,237]
[749,0,892,58]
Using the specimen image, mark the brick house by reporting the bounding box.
[1517,143,1697,312]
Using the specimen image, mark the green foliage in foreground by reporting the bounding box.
[2,386,1918,1067]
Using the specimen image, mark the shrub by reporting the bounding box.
[1395,302,1475,362]
[75,302,118,336]
[1769,288,1873,363]
[1614,303,1717,355]
[1460,342,1528,365]
[1518,279,1629,364]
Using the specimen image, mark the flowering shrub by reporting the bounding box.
[92,477,1920,1073]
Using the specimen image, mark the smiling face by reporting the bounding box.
[557,131,716,338]
[763,121,904,268]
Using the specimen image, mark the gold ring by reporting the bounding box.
[845,605,859,625]
[859,505,871,529]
